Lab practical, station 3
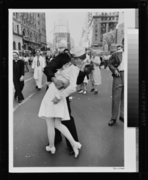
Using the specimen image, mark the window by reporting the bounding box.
[23,29,26,36]
[17,25,19,34]
[16,13,18,19]
[28,30,30,37]
[18,42,21,50]
[13,41,16,50]
[13,23,14,32]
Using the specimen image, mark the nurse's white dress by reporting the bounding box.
[38,63,79,121]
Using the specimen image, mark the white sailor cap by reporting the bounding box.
[70,47,85,58]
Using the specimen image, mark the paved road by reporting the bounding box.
[13,68,124,167]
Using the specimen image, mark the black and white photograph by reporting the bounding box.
[9,9,138,172]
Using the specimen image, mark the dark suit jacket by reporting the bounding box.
[44,58,86,85]
[13,59,24,79]
[108,51,122,77]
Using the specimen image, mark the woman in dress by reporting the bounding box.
[38,55,82,158]
[90,54,102,95]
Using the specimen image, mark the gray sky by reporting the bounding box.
[46,11,86,46]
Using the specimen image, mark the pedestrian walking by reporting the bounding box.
[32,49,46,90]
[30,54,34,66]
[24,55,29,72]
[38,53,82,158]
[43,47,93,155]
[78,53,91,95]
[90,54,102,95]
[13,51,25,103]
[108,41,124,126]
[103,54,111,69]
[99,56,104,69]
[28,54,32,66]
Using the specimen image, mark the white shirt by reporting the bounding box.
[32,56,46,69]
[24,57,29,62]
[118,51,124,71]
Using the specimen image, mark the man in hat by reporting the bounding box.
[13,51,25,103]
[32,49,46,90]
[44,46,92,155]
[108,39,124,126]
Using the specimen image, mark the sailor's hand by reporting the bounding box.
[52,77,64,90]
[52,97,60,104]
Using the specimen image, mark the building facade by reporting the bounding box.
[13,12,47,53]
[103,11,124,52]
[53,20,71,51]
[87,12,119,49]
[13,13,23,51]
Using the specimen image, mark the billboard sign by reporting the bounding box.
[56,37,67,48]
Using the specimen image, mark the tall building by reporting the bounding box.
[13,13,23,51]
[13,12,47,52]
[88,12,119,48]
[102,11,124,52]
[53,20,71,50]
[80,12,93,48]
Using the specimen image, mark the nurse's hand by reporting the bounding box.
[52,97,60,104]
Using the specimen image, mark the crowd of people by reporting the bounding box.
[13,42,124,158]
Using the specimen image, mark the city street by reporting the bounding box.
[13,68,124,167]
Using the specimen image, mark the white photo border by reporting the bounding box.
[9,8,137,172]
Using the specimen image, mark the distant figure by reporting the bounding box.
[78,53,90,95]
[108,42,124,126]
[24,55,29,72]
[13,51,25,103]
[103,54,111,69]
[32,49,46,91]
[90,54,102,95]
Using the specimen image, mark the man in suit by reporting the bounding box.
[108,40,124,126]
[13,51,25,103]
[44,47,92,155]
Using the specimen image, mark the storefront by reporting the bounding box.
[22,36,41,54]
